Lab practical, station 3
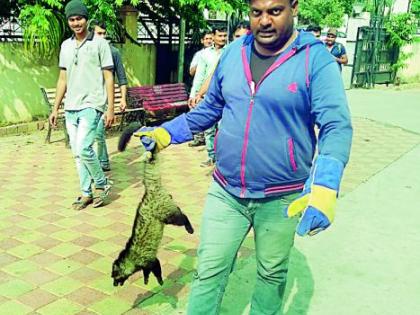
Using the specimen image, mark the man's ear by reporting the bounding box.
[291,0,299,17]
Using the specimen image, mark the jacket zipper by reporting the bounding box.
[239,46,297,198]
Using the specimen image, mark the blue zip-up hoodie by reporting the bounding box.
[163,31,352,198]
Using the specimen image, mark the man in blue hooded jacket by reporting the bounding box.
[135,0,352,313]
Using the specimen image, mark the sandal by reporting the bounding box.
[72,196,93,210]
[93,183,112,208]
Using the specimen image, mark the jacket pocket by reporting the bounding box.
[287,138,298,172]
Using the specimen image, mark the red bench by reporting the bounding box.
[128,83,189,124]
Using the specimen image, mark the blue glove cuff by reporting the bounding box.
[311,155,344,191]
[161,114,193,144]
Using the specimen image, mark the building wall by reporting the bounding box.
[399,40,420,82]
[0,41,156,126]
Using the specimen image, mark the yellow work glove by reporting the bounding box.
[133,127,171,153]
[285,155,344,236]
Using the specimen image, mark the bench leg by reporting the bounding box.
[63,123,70,148]
[45,123,52,144]
[119,113,126,131]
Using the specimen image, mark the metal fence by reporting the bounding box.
[351,26,399,88]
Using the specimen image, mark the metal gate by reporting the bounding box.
[351,26,399,88]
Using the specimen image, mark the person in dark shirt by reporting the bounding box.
[306,24,321,38]
[325,28,348,71]
[91,20,129,172]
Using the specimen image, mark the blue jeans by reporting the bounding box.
[204,125,217,161]
[95,116,110,169]
[187,181,299,315]
[65,108,108,197]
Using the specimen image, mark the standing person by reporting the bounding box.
[134,0,352,313]
[190,21,252,105]
[49,0,114,210]
[233,21,250,39]
[189,26,228,167]
[325,28,348,71]
[306,24,321,38]
[190,31,214,77]
[92,20,129,172]
[188,30,213,147]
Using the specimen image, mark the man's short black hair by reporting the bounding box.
[306,25,321,33]
[201,29,213,38]
[212,26,227,34]
[89,19,106,31]
[235,21,250,31]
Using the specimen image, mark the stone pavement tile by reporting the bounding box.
[71,236,101,248]
[88,296,132,315]
[36,298,83,315]
[24,269,61,286]
[68,249,102,265]
[27,251,62,267]
[2,259,39,277]
[114,285,151,305]
[87,241,121,257]
[65,286,108,307]
[32,236,62,250]
[87,256,113,274]
[48,243,83,258]
[18,288,59,309]
[0,252,19,267]
[14,230,46,243]
[0,270,14,285]
[68,267,104,285]
[75,310,98,315]
[0,278,34,298]
[50,230,82,242]
[46,259,83,276]
[87,276,120,295]
[7,243,44,259]
[0,300,32,315]
[41,276,84,297]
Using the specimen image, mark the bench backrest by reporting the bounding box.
[128,83,188,112]
[41,85,123,114]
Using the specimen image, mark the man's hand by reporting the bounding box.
[188,95,203,109]
[120,99,127,112]
[104,110,115,128]
[134,126,171,153]
[284,155,344,236]
[49,110,59,128]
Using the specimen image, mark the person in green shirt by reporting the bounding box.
[91,20,129,172]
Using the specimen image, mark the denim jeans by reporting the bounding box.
[65,108,108,197]
[95,116,110,169]
[204,125,217,161]
[187,181,299,315]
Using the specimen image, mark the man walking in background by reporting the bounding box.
[188,30,213,147]
[49,0,114,210]
[325,28,348,71]
[189,26,228,167]
[92,20,129,172]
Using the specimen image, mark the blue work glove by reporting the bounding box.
[284,155,344,236]
[133,126,171,153]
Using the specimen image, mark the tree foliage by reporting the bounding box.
[298,0,346,27]
[12,0,247,58]
[385,12,417,47]
[411,0,420,19]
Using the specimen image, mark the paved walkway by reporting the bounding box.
[1,88,420,314]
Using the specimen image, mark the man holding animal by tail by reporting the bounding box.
[133,0,352,313]
[49,0,114,210]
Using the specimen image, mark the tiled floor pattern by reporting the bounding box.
[0,117,419,314]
